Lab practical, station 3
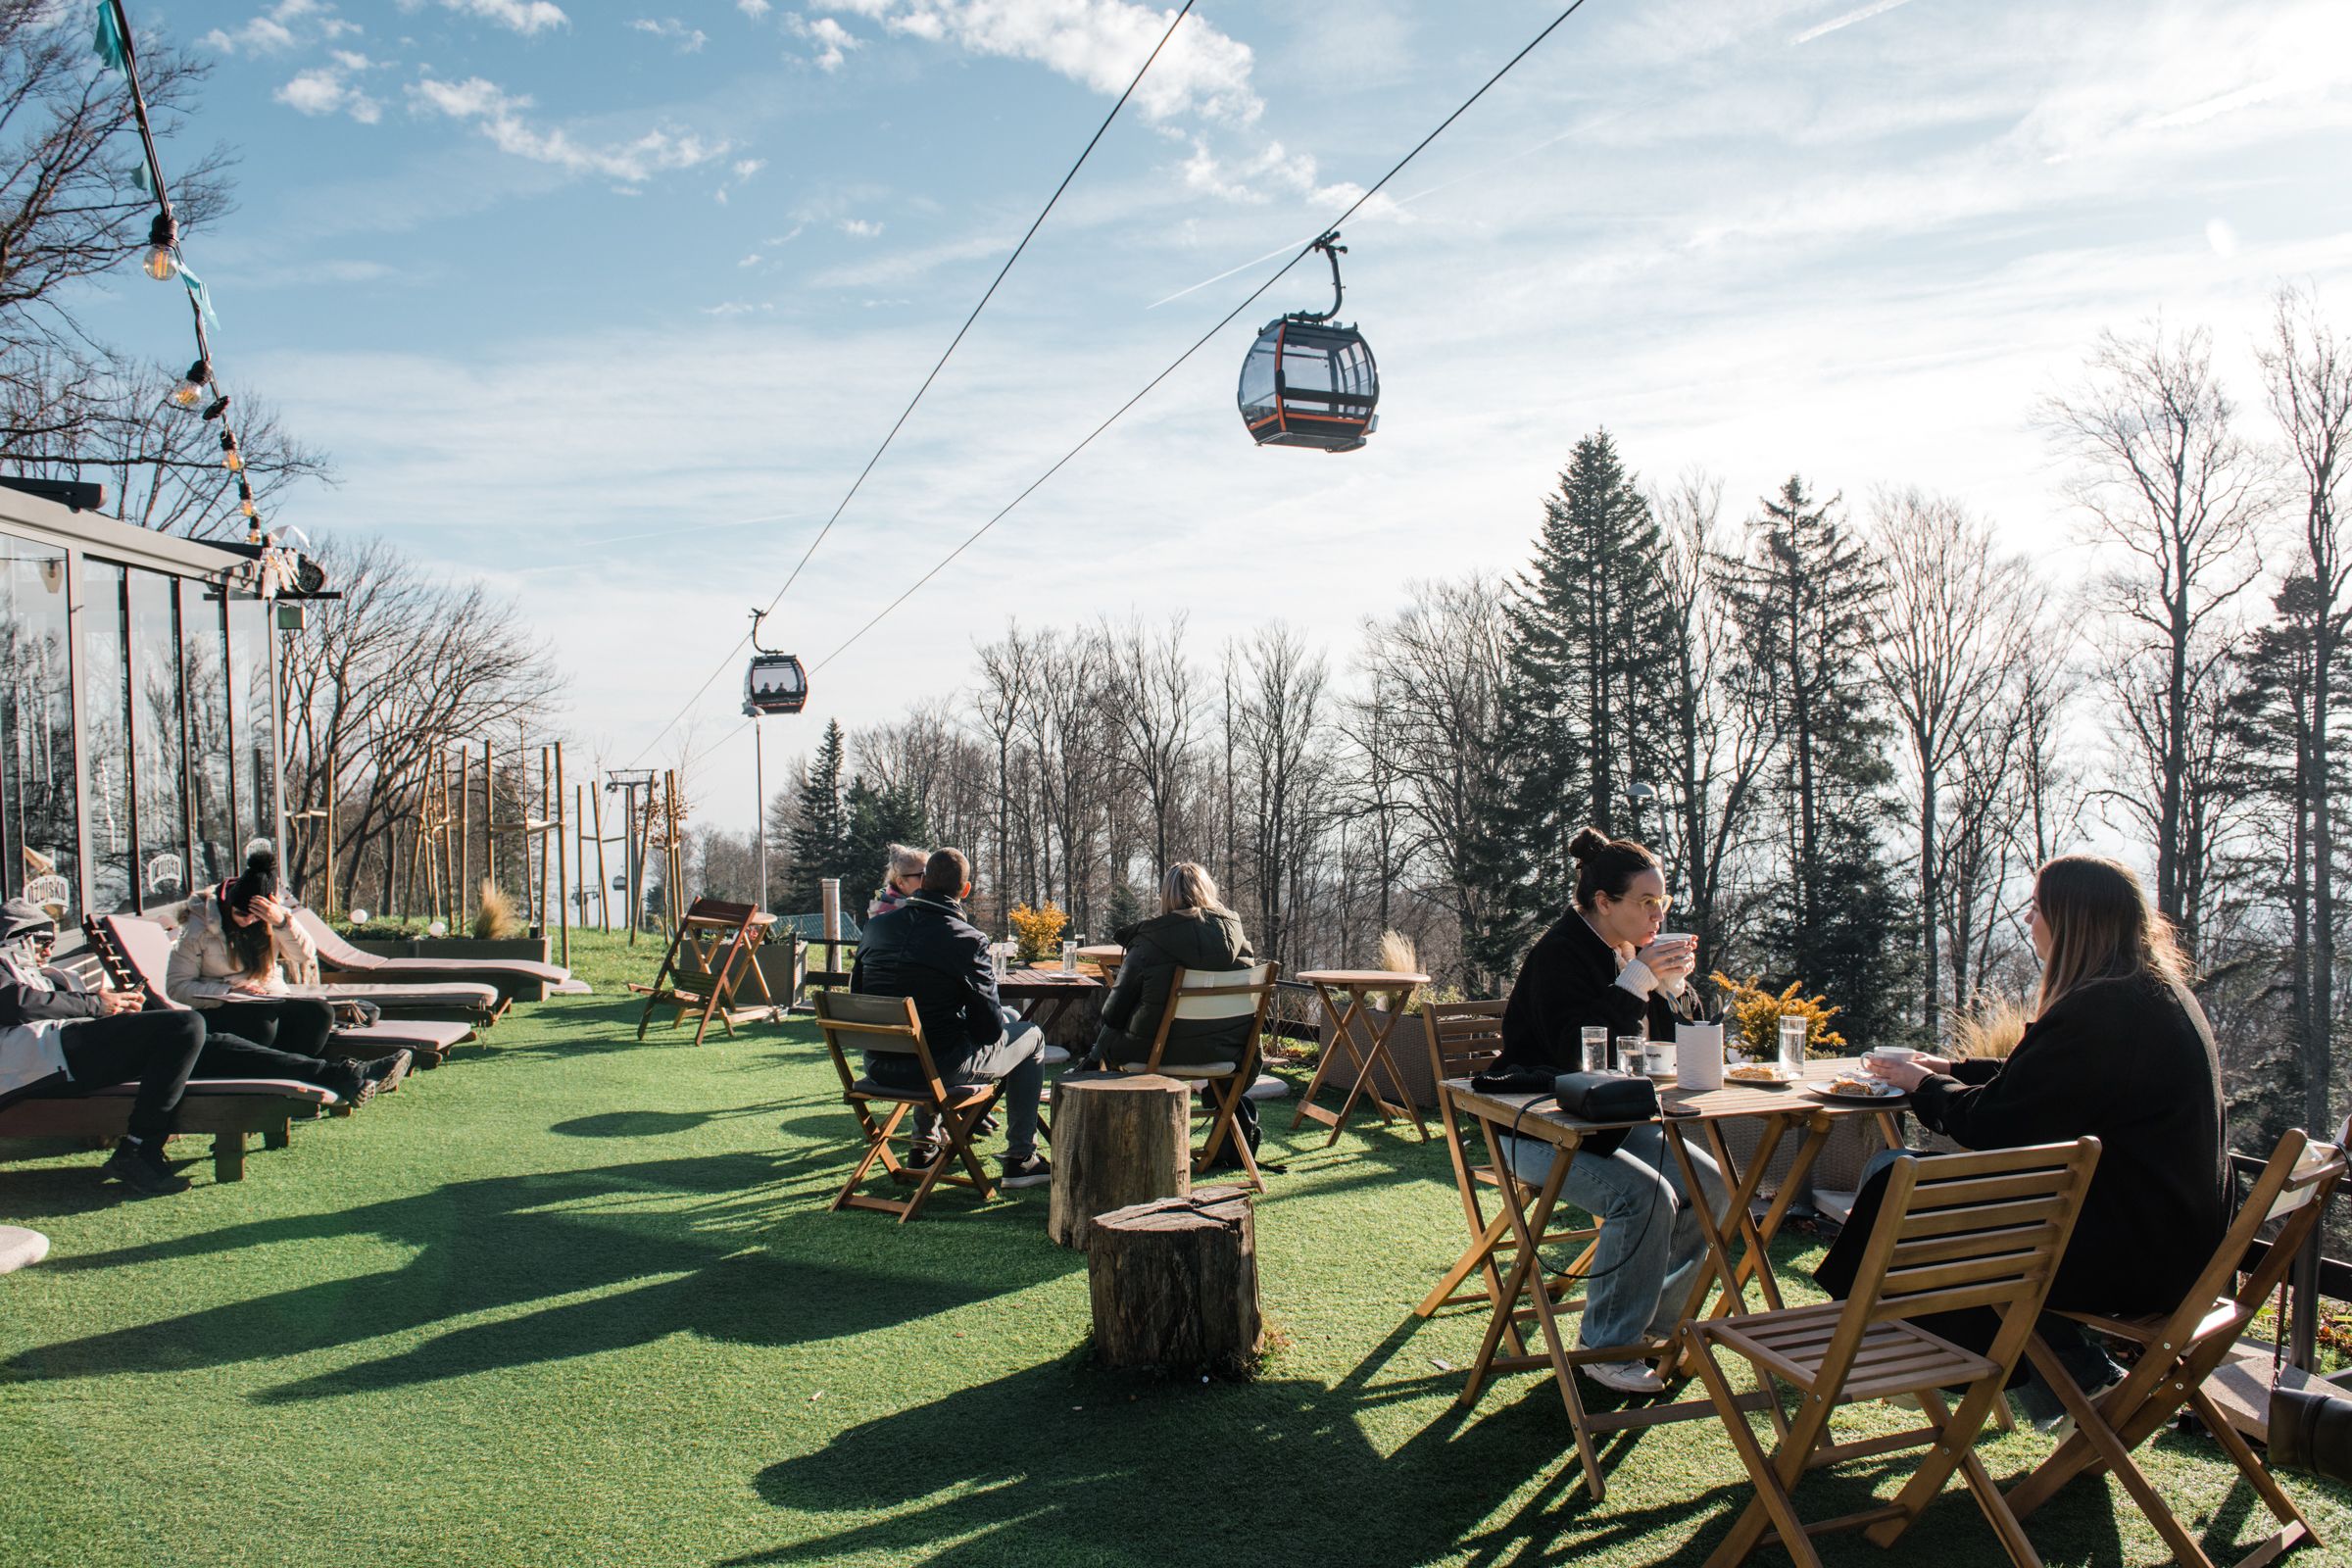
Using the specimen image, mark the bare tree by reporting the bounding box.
[1866,488,2039,1038]
[2043,320,2272,945]
[1229,623,1331,962]
[970,622,1037,931]
[1102,612,1195,875]
[2255,282,2352,1138]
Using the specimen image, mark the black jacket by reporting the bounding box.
[1498,909,1695,1072]
[851,890,1003,1070]
[1821,972,2227,1316]
[0,962,104,1025]
[1094,908,1256,1068]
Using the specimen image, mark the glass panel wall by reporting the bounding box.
[0,532,78,916]
[182,579,234,889]
[80,560,133,913]
[226,595,276,860]
[127,567,187,907]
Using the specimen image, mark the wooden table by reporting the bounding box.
[1445,1059,1908,1500]
[1292,969,1432,1146]
[998,968,1104,1037]
[1074,944,1126,983]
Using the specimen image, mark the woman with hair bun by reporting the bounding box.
[1494,825,1729,1396]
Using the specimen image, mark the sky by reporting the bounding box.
[74,0,2352,836]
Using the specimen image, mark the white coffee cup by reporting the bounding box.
[1866,1046,1918,1062]
[1654,932,1696,952]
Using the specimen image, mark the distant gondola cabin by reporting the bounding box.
[744,653,808,716]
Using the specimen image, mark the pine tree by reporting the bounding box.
[842,776,931,913]
[1498,430,1678,940]
[782,719,850,912]
[1723,476,1911,1044]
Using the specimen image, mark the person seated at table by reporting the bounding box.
[868,843,927,920]
[166,850,335,1060]
[1494,826,1729,1396]
[853,848,1050,1189]
[1090,861,1262,1170]
[1824,854,2227,1430]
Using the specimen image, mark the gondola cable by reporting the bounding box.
[621,0,1199,768]
[808,0,1597,673]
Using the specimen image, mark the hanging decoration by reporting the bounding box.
[91,1,267,543]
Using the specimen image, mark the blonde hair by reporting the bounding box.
[2033,855,2190,1013]
[884,843,926,886]
[1159,861,1230,916]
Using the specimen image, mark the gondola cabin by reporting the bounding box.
[1237,319,1379,452]
[744,653,808,716]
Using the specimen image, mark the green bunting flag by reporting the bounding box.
[92,3,129,76]
[179,264,218,325]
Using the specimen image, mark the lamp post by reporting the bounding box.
[1628,780,1657,843]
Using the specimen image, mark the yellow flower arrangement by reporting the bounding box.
[1709,972,1847,1060]
[1006,901,1069,965]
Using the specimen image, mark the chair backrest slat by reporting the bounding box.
[99,913,178,999]
[1422,1000,1508,1082]
[1169,961,1277,1021]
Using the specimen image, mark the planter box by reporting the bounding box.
[344,935,555,962]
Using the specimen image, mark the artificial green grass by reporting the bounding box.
[2,932,2345,1567]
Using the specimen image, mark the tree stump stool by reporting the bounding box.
[1087,1186,1262,1378]
[1048,1070,1190,1250]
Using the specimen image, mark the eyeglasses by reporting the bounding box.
[1608,893,1673,916]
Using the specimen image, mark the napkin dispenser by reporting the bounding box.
[1676,1021,1725,1091]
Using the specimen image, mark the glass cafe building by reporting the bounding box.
[0,484,283,927]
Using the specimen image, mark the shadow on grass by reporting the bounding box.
[7,1150,1081,1402]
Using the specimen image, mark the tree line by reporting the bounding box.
[694,295,2347,1153]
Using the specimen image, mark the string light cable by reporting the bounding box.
[623,0,1200,767]
[94,1,268,543]
[808,0,1596,673]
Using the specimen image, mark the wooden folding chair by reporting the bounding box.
[1690,1138,2103,1568]
[630,897,777,1045]
[1413,1000,1601,1321]
[811,991,1001,1223]
[1127,960,1280,1194]
[2005,1126,2348,1568]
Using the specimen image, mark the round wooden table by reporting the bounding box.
[1074,945,1126,982]
[1292,968,1432,1146]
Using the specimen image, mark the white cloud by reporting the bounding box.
[829,0,1259,122]
[1179,138,1365,210]
[435,0,568,35]
[838,218,884,238]
[408,75,728,182]
[202,0,354,56]
[785,14,862,73]
[629,18,708,53]
[274,52,383,123]
[737,0,770,16]
[732,158,766,179]
[2206,218,2240,257]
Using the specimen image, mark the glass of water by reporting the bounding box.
[1615,1034,1646,1076]
[992,942,1009,979]
[1060,939,1077,972]
[1581,1026,1610,1074]
[1778,1016,1809,1075]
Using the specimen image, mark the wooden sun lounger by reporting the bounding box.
[0,1077,339,1183]
[291,907,575,1005]
[89,916,486,1062]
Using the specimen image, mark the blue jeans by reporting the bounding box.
[1506,1123,1732,1351]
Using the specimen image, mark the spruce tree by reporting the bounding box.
[842,777,931,913]
[1499,429,1677,940]
[1722,476,1911,1044]
[783,719,850,912]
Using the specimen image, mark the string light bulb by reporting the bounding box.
[142,212,178,281]
[220,430,242,473]
[170,358,209,407]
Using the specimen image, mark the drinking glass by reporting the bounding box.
[1615,1035,1646,1076]
[1060,939,1077,973]
[1778,1016,1809,1076]
[1581,1026,1610,1074]
[991,942,1009,979]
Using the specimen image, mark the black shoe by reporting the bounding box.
[1000,1152,1052,1190]
[101,1141,191,1197]
[974,1111,1003,1138]
[358,1050,413,1093]
[322,1060,385,1109]
[901,1139,943,1173]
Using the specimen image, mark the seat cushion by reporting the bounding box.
[337,1019,472,1051]
[85,1077,336,1104]
[849,1078,995,1105]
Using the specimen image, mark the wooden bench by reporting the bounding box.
[0,1078,338,1183]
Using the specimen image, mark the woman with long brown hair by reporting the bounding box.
[1830,854,2229,1427]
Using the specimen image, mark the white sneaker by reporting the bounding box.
[1584,1358,1665,1396]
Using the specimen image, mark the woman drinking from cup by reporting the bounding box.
[1494,827,1730,1396]
[1823,854,2228,1428]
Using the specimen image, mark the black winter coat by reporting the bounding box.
[1093,908,1256,1068]
[851,891,1004,1072]
[1820,972,2227,1316]
[1498,909,1696,1073]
